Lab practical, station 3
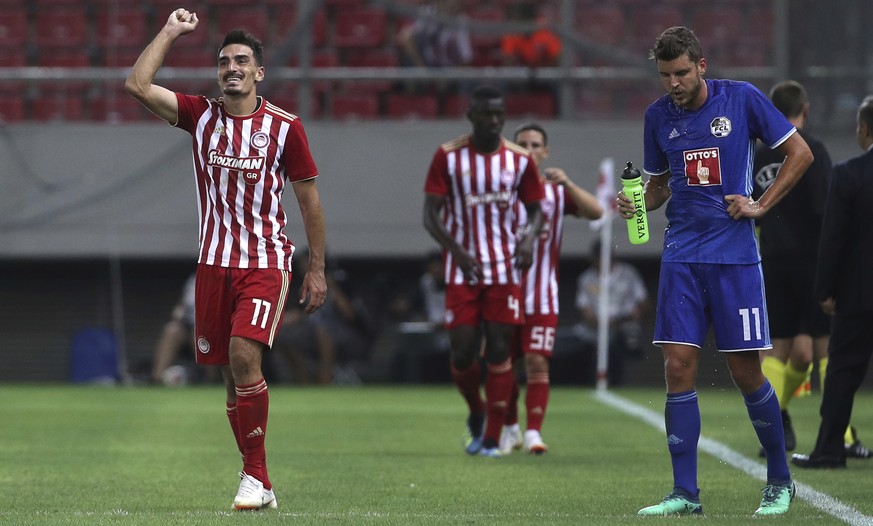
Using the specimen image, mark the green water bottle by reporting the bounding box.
[621,161,649,244]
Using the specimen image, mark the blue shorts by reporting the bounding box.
[653,262,772,352]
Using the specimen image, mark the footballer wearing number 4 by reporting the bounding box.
[126,8,327,510]
[423,86,546,458]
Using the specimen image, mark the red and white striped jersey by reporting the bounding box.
[424,135,545,286]
[175,94,318,270]
[519,182,578,316]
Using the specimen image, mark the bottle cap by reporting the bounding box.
[622,161,641,180]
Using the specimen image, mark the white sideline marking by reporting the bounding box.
[595,390,873,526]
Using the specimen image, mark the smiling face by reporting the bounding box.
[217,43,264,97]
[657,53,707,110]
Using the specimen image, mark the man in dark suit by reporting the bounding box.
[792,95,873,469]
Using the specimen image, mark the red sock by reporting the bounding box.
[525,372,550,432]
[226,402,243,455]
[505,376,520,426]
[451,361,484,414]
[484,360,514,444]
[235,378,271,490]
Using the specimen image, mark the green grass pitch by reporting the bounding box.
[1,384,871,525]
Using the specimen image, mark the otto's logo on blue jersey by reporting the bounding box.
[684,148,722,186]
[710,117,732,138]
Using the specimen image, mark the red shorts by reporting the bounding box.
[515,313,558,357]
[445,282,524,329]
[194,264,291,365]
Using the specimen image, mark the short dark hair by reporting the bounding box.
[469,85,503,110]
[650,26,703,63]
[859,95,873,132]
[769,80,807,119]
[513,122,548,145]
[219,29,264,66]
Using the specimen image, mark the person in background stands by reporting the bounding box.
[126,8,327,510]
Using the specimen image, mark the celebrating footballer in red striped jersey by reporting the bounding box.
[126,8,327,511]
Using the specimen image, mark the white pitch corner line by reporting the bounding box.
[594,389,873,526]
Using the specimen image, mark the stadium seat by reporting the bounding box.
[691,7,743,48]
[443,93,467,118]
[38,50,92,68]
[35,9,90,49]
[273,7,328,49]
[505,92,556,119]
[329,93,380,120]
[100,47,143,68]
[343,50,398,93]
[91,87,145,123]
[467,5,504,49]
[0,93,26,123]
[575,5,624,47]
[265,92,322,119]
[0,8,28,48]
[386,94,439,120]
[629,6,684,53]
[216,7,270,40]
[575,90,613,119]
[96,7,148,48]
[0,53,27,67]
[32,93,85,121]
[334,8,387,49]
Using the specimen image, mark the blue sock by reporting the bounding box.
[744,381,791,485]
[665,391,700,499]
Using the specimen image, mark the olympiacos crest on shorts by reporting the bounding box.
[197,336,211,354]
[683,147,722,186]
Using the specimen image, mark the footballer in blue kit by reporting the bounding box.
[617,27,814,518]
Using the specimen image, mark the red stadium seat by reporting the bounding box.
[467,6,504,49]
[505,92,556,119]
[0,93,26,123]
[96,7,148,47]
[386,94,439,120]
[216,7,270,40]
[329,93,380,119]
[691,7,743,48]
[100,47,143,68]
[0,8,28,47]
[32,93,85,121]
[342,50,398,93]
[273,7,328,48]
[35,9,90,49]
[575,90,613,119]
[575,6,624,47]
[91,88,146,123]
[629,6,684,53]
[0,53,27,67]
[38,50,91,68]
[334,8,387,49]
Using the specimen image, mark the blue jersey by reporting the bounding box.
[643,79,796,264]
